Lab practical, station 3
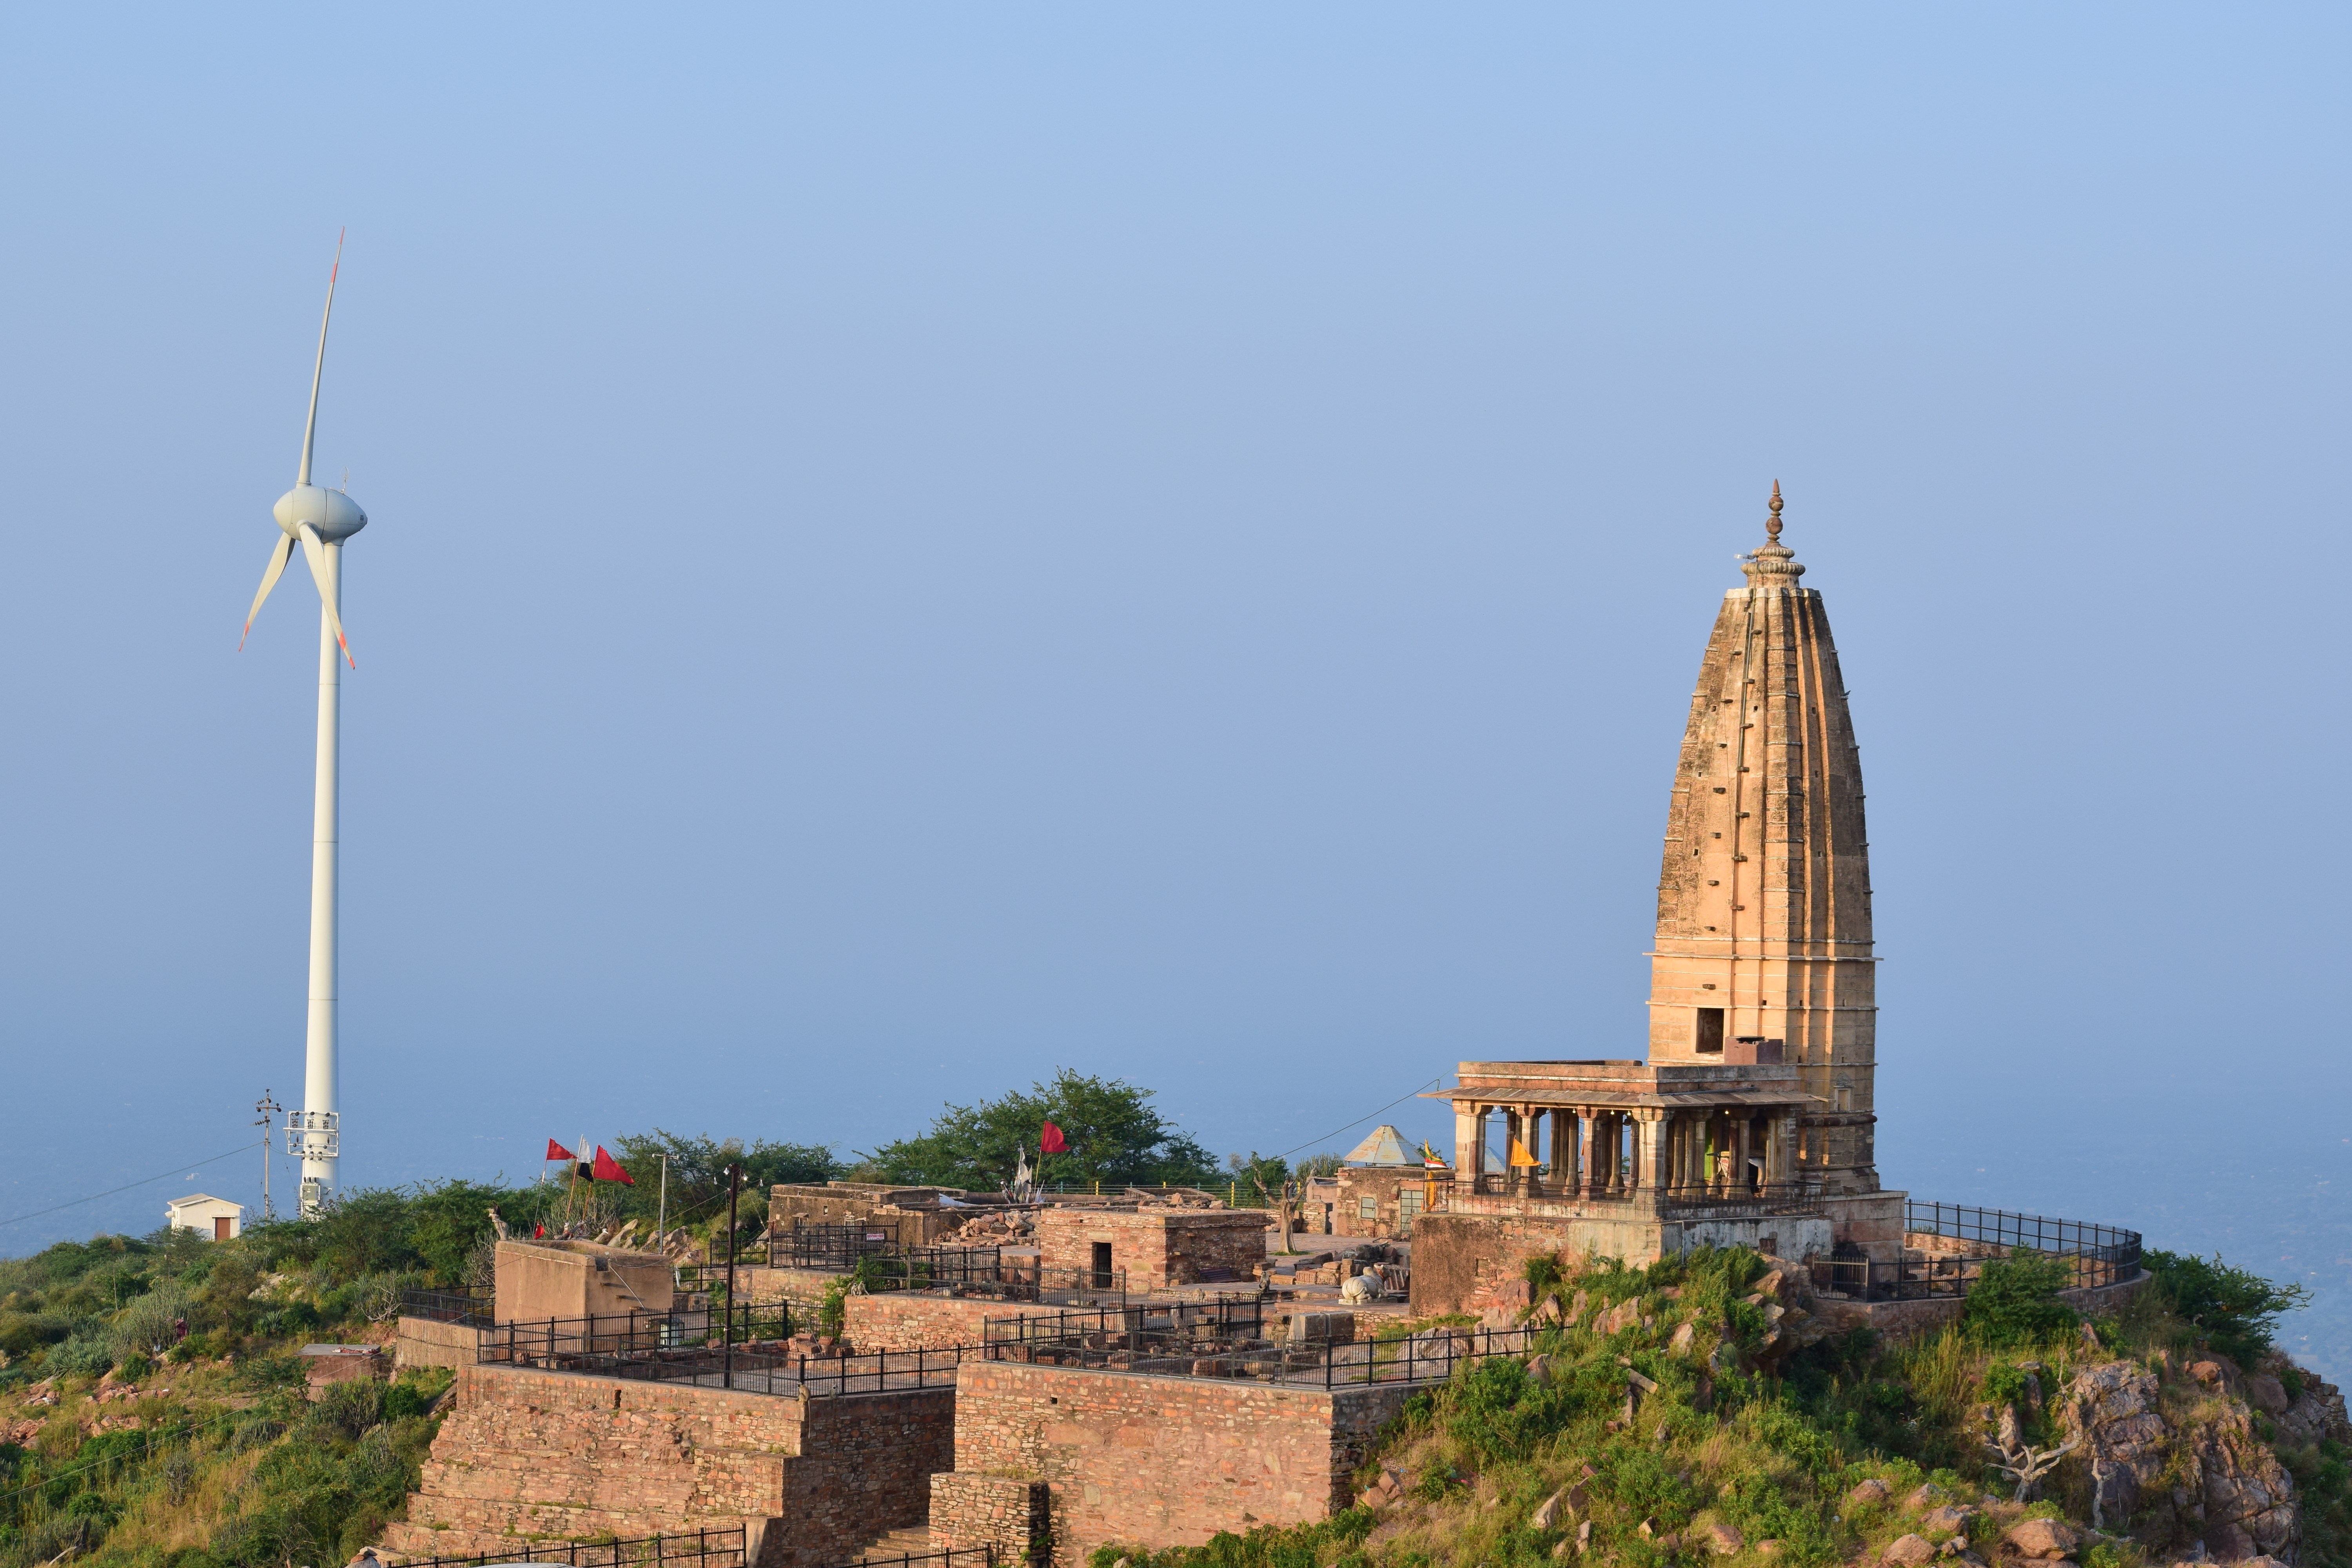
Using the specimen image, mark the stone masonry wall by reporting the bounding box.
[944,1359,1410,1566]
[929,1473,1051,1564]
[845,1292,1007,1353]
[394,1316,481,1372]
[377,1363,951,1568]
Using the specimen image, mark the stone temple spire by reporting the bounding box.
[1646,485,1880,1194]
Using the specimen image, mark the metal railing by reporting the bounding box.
[400,1286,494,1327]
[1657,1181,1825,1218]
[1466,1173,1824,1214]
[822,1552,994,1568]
[1808,1201,2143,1302]
[768,1223,909,1269]
[1904,1201,2141,1266]
[982,1303,1539,1389]
[481,1302,786,1367]
[479,1305,984,1397]
[385,1524,745,1568]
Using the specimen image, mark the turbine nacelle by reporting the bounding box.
[273,484,368,543]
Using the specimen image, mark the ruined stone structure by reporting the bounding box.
[1034,1205,1268,1289]
[494,1239,675,1326]
[381,1363,952,1568]
[933,1358,1412,1567]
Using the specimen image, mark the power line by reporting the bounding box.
[0,1141,264,1230]
[1268,1077,1446,1164]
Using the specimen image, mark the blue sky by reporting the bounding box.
[1,7,2346,1363]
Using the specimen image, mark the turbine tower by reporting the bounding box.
[240,232,367,1217]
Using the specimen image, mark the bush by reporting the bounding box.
[0,1313,70,1357]
[312,1376,387,1439]
[2144,1250,2312,1366]
[47,1323,116,1378]
[1961,1254,2077,1347]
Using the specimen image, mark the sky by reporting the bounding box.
[1,8,2346,1366]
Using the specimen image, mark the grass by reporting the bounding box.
[1085,1243,2342,1568]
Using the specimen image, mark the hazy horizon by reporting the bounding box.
[2,7,2344,1372]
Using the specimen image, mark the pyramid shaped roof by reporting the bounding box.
[1341,1124,1414,1166]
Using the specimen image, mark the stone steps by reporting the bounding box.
[854,1526,936,1561]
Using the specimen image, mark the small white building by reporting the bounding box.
[164,1193,246,1240]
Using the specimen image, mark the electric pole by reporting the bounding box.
[254,1091,283,1222]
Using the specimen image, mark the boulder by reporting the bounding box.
[2205,1522,2255,1563]
[1531,1488,1567,1530]
[1670,1322,1696,1352]
[1909,1483,1949,1511]
[1921,1506,1976,1535]
[1883,1534,1938,1565]
[2244,1374,2290,1417]
[1847,1479,1893,1508]
[1699,1524,1745,1555]
[2003,1519,2079,1559]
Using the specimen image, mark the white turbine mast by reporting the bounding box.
[241,230,367,1218]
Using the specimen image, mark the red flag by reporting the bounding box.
[1039,1121,1067,1154]
[592,1146,635,1185]
[546,1139,575,1162]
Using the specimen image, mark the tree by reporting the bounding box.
[864,1070,1220,1191]
[1960,1252,2079,1347]
[2144,1249,2313,1365]
[609,1131,840,1230]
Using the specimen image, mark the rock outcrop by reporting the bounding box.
[2062,1359,2301,1563]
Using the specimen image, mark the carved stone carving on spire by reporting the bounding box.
[1742,479,1806,588]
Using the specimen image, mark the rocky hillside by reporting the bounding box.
[1099,1245,2352,1568]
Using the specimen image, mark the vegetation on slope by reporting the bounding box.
[1094,1245,2342,1568]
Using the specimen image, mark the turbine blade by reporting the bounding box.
[296,524,356,668]
[239,534,298,650]
[297,229,346,488]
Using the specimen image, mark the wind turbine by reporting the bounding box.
[240,231,367,1218]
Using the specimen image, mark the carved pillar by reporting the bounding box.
[1577,1111,1597,1199]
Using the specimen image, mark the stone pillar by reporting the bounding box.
[1735,1116,1753,1194]
[1638,1110,1668,1194]
[1577,1111,1597,1198]
[1457,1102,1483,1194]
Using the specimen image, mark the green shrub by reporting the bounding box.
[0,1312,69,1357]
[2143,1250,2312,1366]
[817,1276,851,1339]
[47,1323,116,1378]
[1961,1255,2077,1347]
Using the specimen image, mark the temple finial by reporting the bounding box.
[1741,479,1804,588]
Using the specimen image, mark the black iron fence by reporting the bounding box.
[822,1552,993,1568]
[385,1524,744,1568]
[479,1305,985,1397]
[1904,1201,2140,1266]
[980,1301,1538,1389]
[481,1302,788,1368]
[1809,1201,2143,1303]
[768,1223,908,1269]
[400,1286,494,1327]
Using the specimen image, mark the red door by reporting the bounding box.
[214,1217,231,1241]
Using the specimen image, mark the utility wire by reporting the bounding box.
[1267,1077,1446,1164]
[0,1141,264,1230]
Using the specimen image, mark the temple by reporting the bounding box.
[1413,487,1904,1305]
